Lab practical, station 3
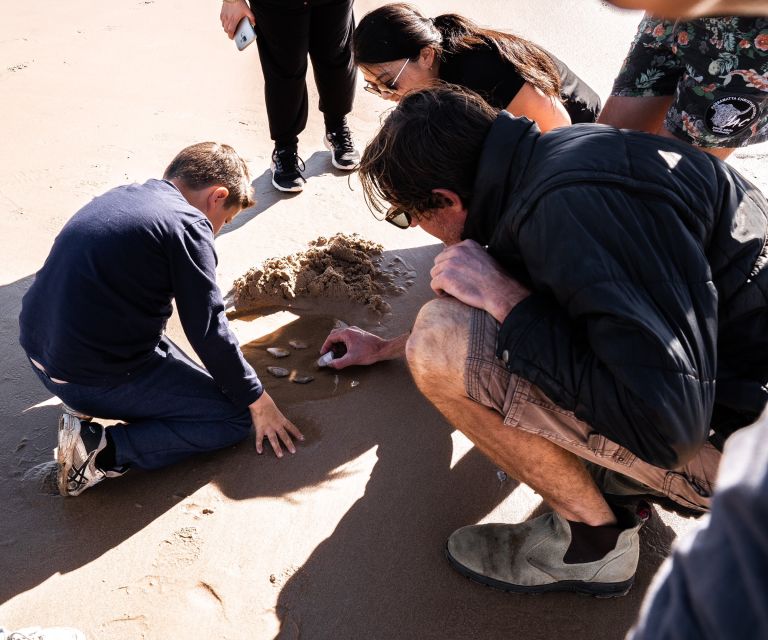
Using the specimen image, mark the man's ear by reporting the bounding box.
[207,186,229,212]
[431,188,465,213]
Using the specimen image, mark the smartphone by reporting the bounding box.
[235,17,256,51]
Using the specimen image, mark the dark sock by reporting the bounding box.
[563,506,635,564]
[95,428,117,471]
[324,115,347,133]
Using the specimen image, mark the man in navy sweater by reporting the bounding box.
[19,142,303,497]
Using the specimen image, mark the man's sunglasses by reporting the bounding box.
[384,205,412,229]
[363,58,410,98]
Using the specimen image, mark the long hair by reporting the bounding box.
[358,85,498,219]
[353,3,561,98]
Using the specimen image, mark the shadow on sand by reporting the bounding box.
[0,241,676,639]
[221,150,354,234]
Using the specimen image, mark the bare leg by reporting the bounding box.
[656,127,736,160]
[598,95,674,133]
[406,299,616,526]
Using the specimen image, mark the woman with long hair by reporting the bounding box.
[353,3,601,132]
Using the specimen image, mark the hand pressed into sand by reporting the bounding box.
[249,391,304,458]
[320,326,409,369]
[430,239,530,323]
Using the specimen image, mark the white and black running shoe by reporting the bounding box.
[55,413,109,497]
[324,125,360,170]
[271,147,306,192]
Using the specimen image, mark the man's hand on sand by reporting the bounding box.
[430,239,531,323]
[249,391,303,458]
[320,327,408,369]
[220,0,256,39]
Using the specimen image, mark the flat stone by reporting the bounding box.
[266,347,290,358]
[266,366,290,378]
[290,372,314,384]
[316,352,335,368]
[288,339,308,349]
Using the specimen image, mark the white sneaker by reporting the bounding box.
[54,413,107,497]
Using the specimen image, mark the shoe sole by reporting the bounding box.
[56,414,81,497]
[323,136,358,171]
[445,546,634,598]
[270,161,305,192]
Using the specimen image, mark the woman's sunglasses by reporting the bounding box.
[363,58,410,98]
[384,205,412,229]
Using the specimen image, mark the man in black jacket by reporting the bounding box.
[320,86,768,596]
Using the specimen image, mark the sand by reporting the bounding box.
[232,233,403,315]
[1,1,767,639]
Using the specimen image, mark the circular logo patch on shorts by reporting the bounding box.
[705,96,759,136]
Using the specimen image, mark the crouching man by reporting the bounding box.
[321,86,768,596]
[20,142,303,497]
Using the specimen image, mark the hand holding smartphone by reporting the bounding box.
[235,17,256,51]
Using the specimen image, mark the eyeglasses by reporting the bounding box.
[364,58,410,98]
[384,205,412,229]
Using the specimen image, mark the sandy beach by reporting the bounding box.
[1,1,766,638]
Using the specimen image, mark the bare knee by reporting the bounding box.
[406,298,471,395]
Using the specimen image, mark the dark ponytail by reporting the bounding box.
[354,4,561,99]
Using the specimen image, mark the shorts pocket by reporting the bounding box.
[586,433,637,468]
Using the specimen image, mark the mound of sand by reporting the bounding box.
[232,233,401,314]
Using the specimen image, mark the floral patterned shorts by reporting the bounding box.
[611,16,768,148]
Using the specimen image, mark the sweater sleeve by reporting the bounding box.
[495,186,717,468]
[169,219,263,409]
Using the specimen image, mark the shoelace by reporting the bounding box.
[274,149,306,175]
[328,126,355,153]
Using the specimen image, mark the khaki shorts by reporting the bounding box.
[465,307,720,512]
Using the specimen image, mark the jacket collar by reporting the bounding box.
[461,112,540,245]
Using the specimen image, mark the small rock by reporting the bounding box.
[350,380,360,388]
[202,508,214,515]
[288,339,308,349]
[290,372,314,384]
[405,279,415,286]
[267,366,290,378]
[269,574,277,584]
[317,352,335,368]
[266,347,290,358]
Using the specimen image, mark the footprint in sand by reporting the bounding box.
[155,526,202,568]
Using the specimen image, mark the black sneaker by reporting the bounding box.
[271,147,306,192]
[324,125,360,170]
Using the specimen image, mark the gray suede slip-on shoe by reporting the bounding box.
[445,504,649,598]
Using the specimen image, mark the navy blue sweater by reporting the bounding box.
[19,179,262,409]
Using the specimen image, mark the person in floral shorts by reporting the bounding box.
[599,15,768,159]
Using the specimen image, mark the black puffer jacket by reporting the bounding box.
[462,113,768,469]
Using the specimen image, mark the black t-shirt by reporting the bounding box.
[438,45,601,124]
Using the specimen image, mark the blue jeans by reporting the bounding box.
[30,337,253,470]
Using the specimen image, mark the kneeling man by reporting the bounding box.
[20,142,303,497]
[321,86,768,596]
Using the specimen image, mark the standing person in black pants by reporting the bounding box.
[221,0,360,192]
